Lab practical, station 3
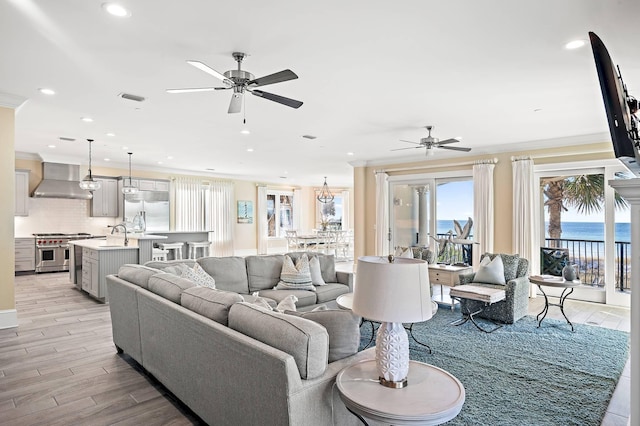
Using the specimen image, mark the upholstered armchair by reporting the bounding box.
[458,253,530,324]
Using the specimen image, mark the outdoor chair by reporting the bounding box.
[457,253,530,324]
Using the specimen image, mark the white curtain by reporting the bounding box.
[173,177,205,231]
[472,160,497,266]
[512,156,537,297]
[341,190,350,231]
[375,171,389,256]
[257,185,268,255]
[205,180,235,256]
[293,189,302,232]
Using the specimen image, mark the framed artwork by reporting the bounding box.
[237,200,253,224]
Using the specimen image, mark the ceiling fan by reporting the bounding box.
[392,125,471,156]
[167,52,303,114]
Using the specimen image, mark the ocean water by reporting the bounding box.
[437,220,630,243]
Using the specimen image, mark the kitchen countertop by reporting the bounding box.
[69,239,138,250]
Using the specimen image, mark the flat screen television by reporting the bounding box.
[589,31,640,176]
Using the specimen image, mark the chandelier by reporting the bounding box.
[121,152,139,194]
[317,177,334,203]
[79,139,101,192]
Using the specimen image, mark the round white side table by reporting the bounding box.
[336,359,465,425]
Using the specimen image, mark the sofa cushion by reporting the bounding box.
[287,252,337,283]
[257,289,317,307]
[314,283,350,304]
[474,255,506,285]
[228,302,328,379]
[182,263,216,289]
[285,309,360,362]
[197,257,250,294]
[144,259,196,270]
[181,286,243,326]
[148,272,197,303]
[275,255,315,291]
[245,255,285,292]
[117,264,161,290]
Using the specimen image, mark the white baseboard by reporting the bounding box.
[0,309,18,329]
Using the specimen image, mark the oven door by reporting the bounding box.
[61,244,70,271]
[36,245,68,273]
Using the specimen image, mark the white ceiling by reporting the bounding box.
[1,0,639,187]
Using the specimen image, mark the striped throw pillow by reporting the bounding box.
[275,254,315,291]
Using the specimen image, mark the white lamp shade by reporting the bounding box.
[353,256,432,324]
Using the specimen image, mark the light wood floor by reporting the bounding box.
[1,272,631,425]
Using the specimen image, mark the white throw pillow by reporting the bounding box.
[474,255,506,285]
[309,256,326,286]
[276,295,298,313]
[182,263,216,289]
[275,254,315,291]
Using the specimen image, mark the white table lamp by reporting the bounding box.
[352,255,432,388]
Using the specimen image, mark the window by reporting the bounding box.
[266,191,294,237]
[317,196,343,230]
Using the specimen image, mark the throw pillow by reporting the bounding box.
[275,254,315,291]
[276,295,298,313]
[250,291,274,310]
[474,255,506,285]
[309,256,326,286]
[284,309,360,362]
[182,263,216,289]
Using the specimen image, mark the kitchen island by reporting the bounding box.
[69,233,168,302]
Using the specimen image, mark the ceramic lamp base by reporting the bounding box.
[375,322,409,388]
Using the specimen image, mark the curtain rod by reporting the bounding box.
[376,158,498,173]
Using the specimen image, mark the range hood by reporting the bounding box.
[32,162,93,200]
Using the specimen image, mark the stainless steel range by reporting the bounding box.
[34,233,92,273]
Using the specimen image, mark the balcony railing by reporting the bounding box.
[544,238,631,291]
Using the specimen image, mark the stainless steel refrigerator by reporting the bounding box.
[123,190,170,232]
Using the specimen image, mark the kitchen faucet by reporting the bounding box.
[111,224,129,247]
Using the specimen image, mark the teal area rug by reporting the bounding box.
[359,309,629,426]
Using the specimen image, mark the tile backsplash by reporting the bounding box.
[14,198,117,237]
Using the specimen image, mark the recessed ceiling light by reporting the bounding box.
[38,88,55,95]
[246,148,254,152]
[565,39,586,50]
[48,144,56,148]
[240,129,251,135]
[102,3,131,17]
[157,161,164,165]
[347,152,354,156]
[81,117,93,122]
[106,133,115,137]
[167,156,174,160]
[122,146,129,150]
[104,158,110,162]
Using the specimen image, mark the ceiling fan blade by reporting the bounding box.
[250,90,303,109]
[228,93,243,114]
[248,70,298,87]
[436,138,461,145]
[439,145,471,152]
[399,140,421,145]
[391,146,422,151]
[187,60,233,85]
[166,87,221,93]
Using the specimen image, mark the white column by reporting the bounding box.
[414,186,429,247]
[608,178,639,426]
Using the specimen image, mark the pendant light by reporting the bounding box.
[317,177,334,203]
[122,152,139,194]
[79,139,101,191]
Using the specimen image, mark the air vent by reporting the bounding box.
[302,135,317,140]
[59,137,76,141]
[118,92,146,102]
[205,168,216,171]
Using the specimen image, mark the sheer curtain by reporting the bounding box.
[205,180,235,256]
[512,156,537,297]
[341,190,350,230]
[173,177,205,231]
[375,171,389,256]
[256,185,268,255]
[293,189,302,232]
[472,160,497,266]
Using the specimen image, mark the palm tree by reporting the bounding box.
[541,174,628,246]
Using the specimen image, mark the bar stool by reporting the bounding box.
[152,248,168,261]
[187,241,210,259]
[158,242,184,260]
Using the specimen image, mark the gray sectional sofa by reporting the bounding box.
[106,252,374,425]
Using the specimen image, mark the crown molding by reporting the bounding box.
[0,92,28,109]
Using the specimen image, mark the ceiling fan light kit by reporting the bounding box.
[168,52,303,114]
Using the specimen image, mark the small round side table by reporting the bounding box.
[336,359,465,425]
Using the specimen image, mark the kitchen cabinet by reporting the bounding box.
[15,169,30,216]
[15,238,35,272]
[91,177,119,217]
[137,179,170,191]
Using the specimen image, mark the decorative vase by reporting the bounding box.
[562,263,578,281]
